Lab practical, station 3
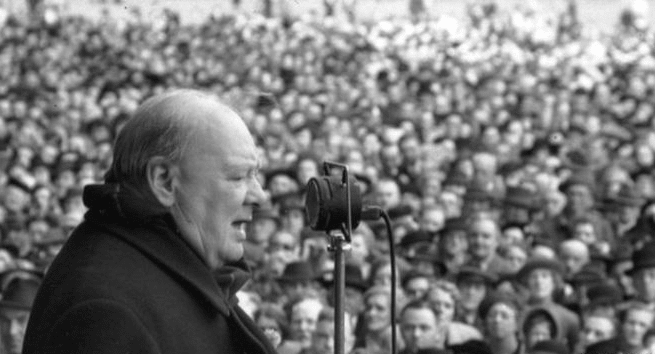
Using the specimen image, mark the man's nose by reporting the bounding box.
[246,177,267,206]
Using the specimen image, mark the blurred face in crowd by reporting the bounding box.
[621,308,654,348]
[400,306,440,352]
[290,299,323,348]
[364,292,391,332]
[426,288,456,323]
[248,216,277,245]
[527,269,556,301]
[559,241,589,277]
[565,184,594,215]
[372,263,393,288]
[419,207,445,234]
[632,267,655,303]
[375,179,401,210]
[268,230,299,264]
[525,317,554,348]
[348,233,370,266]
[485,303,518,340]
[467,218,498,262]
[504,245,527,273]
[296,158,319,186]
[582,315,615,348]
[404,276,430,301]
[573,222,597,245]
[0,307,29,354]
[439,191,462,218]
[442,230,467,257]
[499,226,524,250]
[458,279,486,312]
[3,186,29,213]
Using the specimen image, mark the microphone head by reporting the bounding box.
[305,175,362,232]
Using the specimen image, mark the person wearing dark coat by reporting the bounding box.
[23,89,277,354]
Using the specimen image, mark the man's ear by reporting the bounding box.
[146,156,180,207]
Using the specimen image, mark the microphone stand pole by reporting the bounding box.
[328,232,348,354]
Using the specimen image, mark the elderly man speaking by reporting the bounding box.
[23,90,277,354]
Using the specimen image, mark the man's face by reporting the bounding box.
[560,245,588,277]
[375,180,401,210]
[573,223,596,245]
[400,307,440,352]
[632,267,655,303]
[311,320,335,354]
[174,104,266,269]
[419,209,445,233]
[0,308,29,354]
[364,293,391,332]
[467,219,498,261]
[566,184,593,214]
[583,316,615,347]
[622,309,654,347]
[290,299,323,348]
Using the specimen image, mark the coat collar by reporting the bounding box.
[83,183,251,316]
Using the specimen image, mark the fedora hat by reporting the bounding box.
[516,257,565,284]
[0,269,42,311]
[558,170,597,194]
[277,261,315,283]
[504,185,541,211]
[456,266,497,286]
[600,184,645,210]
[317,263,368,292]
[627,241,655,275]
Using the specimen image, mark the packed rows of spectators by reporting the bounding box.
[2,1,655,354]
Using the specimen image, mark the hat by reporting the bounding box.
[504,185,541,211]
[586,283,623,307]
[448,339,493,354]
[0,269,42,310]
[569,266,605,287]
[456,266,497,285]
[558,170,597,194]
[264,168,298,189]
[442,217,468,235]
[600,184,645,210]
[627,241,655,275]
[561,148,602,172]
[318,263,368,292]
[516,258,565,284]
[277,261,315,283]
[478,290,523,320]
[529,339,570,354]
[397,229,433,249]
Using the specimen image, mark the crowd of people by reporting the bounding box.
[1,0,655,353]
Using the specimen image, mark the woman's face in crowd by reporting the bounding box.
[527,269,555,301]
[364,293,391,332]
[485,303,518,339]
[426,288,455,323]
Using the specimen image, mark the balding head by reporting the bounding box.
[559,239,590,277]
[109,90,238,187]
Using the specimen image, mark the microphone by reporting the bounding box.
[304,162,382,233]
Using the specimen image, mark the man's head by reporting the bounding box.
[374,178,402,211]
[109,90,266,269]
[559,239,590,278]
[399,300,441,352]
[0,270,42,354]
[467,216,500,262]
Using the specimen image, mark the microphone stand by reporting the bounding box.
[328,232,349,354]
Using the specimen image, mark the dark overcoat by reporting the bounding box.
[23,184,277,354]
